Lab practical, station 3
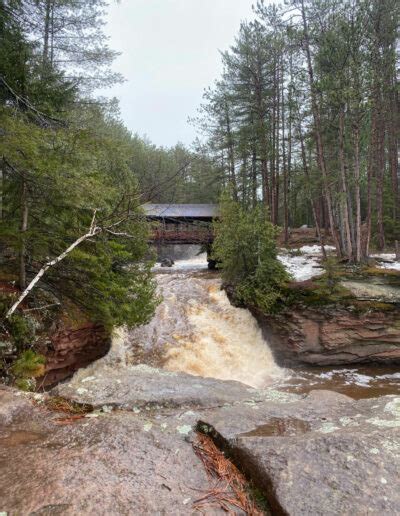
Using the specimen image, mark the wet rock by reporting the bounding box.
[2,381,400,514]
[0,386,220,515]
[257,306,400,366]
[235,428,399,515]
[53,363,259,409]
[161,257,174,267]
[197,391,400,516]
[0,386,35,424]
[37,324,111,387]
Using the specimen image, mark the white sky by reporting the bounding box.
[101,0,256,147]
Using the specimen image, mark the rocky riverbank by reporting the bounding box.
[256,303,400,367]
[252,266,400,367]
[37,323,110,387]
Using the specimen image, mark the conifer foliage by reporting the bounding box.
[195,0,399,261]
[213,193,289,312]
[0,1,157,330]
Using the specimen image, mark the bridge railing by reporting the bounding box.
[150,227,214,244]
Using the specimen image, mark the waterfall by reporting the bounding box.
[122,268,283,389]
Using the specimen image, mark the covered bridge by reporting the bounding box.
[143,203,219,244]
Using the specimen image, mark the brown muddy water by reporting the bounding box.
[277,365,400,400]
[239,418,311,437]
[114,252,400,400]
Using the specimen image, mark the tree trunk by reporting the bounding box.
[225,106,238,200]
[252,144,257,208]
[375,104,386,251]
[42,0,52,68]
[19,178,29,290]
[338,108,353,260]
[274,63,280,225]
[270,65,277,222]
[365,107,376,257]
[353,121,362,262]
[287,58,293,233]
[298,119,326,259]
[387,73,399,221]
[49,0,55,66]
[282,67,289,243]
[299,0,341,257]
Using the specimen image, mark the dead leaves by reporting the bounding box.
[53,414,87,425]
[192,432,265,515]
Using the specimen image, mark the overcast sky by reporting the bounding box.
[102,0,256,147]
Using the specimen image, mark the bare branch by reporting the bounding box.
[5,210,102,319]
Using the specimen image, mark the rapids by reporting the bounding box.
[88,246,398,399]
[123,270,283,389]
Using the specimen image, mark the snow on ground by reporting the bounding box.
[278,253,323,281]
[278,244,335,281]
[379,261,400,271]
[278,246,400,281]
[298,244,336,255]
[371,253,400,271]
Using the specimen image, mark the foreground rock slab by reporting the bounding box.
[199,391,400,515]
[1,369,400,515]
[0,387,220,515]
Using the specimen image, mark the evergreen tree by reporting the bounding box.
[213,192,289,312]
[195,0,399,262]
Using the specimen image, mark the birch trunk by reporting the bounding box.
[7,214,101,319]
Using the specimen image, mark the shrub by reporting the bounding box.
[212,194,290,312]
[11,350,46,390]
[5,314,37,350]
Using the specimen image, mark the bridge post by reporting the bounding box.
[205,243,217,270]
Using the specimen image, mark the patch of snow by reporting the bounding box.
[371,253,396,260]
[299,244,336,254]
[278,244,337,281]
[378,261,400,271]
[278,252,323,281]
[371,253,400,271]
[375,372,400,381]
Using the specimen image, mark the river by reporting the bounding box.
[98,246,399,401]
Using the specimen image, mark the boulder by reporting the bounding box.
[160,257,174,267]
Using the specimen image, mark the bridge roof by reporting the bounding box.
[142,203,219,219]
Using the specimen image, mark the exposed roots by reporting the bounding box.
[192,432,265,515]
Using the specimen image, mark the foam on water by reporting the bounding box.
[120,256,284,389]
[163,283,282,388]
[72,252,398,398]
